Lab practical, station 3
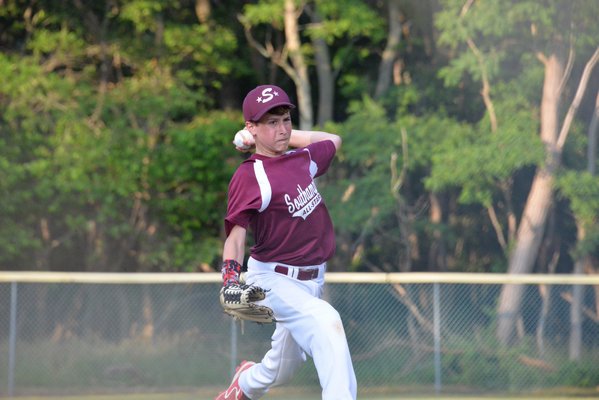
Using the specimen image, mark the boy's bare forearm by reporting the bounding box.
[289,129,342,150]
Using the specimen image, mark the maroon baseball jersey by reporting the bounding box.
[225,140,337,265]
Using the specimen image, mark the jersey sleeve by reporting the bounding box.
[224,163,262,237]
[305,140,337,178]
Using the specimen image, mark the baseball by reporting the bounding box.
[233,129,253,150]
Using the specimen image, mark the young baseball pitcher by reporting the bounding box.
[215,84,357,400]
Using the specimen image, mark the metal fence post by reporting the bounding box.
[8,281,18,398]
[433,282,441,394]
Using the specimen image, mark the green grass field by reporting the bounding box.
[9,391,599,400]
[6,382,598,400]
[9,397,599,400]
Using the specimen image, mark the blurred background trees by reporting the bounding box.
[1,0,598,284]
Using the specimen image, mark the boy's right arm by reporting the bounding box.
[289,129,342,151]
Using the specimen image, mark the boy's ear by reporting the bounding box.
[245,122,256,135]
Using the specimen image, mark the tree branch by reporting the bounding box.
[587,90,599,175]
[561,291,599,323]
[557,34,575,97]
[237,14,298,83]
[556,46,599,150]
[459,0,498,132]
[392,284,434,333]
[390,128,409,198]
[487,205,507,252]
[466,37,498,132]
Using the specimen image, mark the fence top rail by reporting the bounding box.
[0,271,598,285]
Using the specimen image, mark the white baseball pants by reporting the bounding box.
[239,257,357,400]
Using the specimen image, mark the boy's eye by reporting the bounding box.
[265,117,291,127]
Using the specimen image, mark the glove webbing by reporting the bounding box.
[220,286,245,303]
[221,284,267,303]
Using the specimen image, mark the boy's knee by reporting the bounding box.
[319,305,344,331]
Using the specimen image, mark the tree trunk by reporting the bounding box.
[587,91,599,175]
[569,233,585,360]
[375,0,402,99]
[284,0,313,129]
[194,0,211,23]
[309,9,334,126]
[569,90,599,360]
[496,46,599,345]
[428,193,447,271]
[496,54,563,345]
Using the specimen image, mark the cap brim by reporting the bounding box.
[252,102,296,121]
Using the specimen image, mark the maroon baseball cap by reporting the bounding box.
[243,84,295,122]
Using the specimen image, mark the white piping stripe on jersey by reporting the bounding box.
[303,148,318,178]
[253,159,271,212]
[309,159,317,178]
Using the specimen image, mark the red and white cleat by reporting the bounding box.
[215,360,255,400]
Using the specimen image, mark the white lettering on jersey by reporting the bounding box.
[284,182,322,220]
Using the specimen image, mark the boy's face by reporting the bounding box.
[247,111,293,157]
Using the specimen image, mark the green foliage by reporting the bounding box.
[436,0,599,95]
[120,0,165,33]
[1,0,598,274]
[436,1,515,86]
[571,1,599,49]
[559,361,599,387]
[117,0,243,92]
[0,46,239,270]
[0,1,245,271]
[308,0,386,43]
[242,0,286,28]
[28,26,87,58]
[0,53,86,266]
[426,97,543,206]
[4,336,228,388]
[324,97,398,232]
[148,114,241,270]
[438,322,599,392]
[163,24,239,81]
[241,0,386,106]
[557,172,599,226]
[555,171,599,257]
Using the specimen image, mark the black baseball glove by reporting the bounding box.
[219,283,275,324]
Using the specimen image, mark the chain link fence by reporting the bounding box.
[0,272,598,398]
